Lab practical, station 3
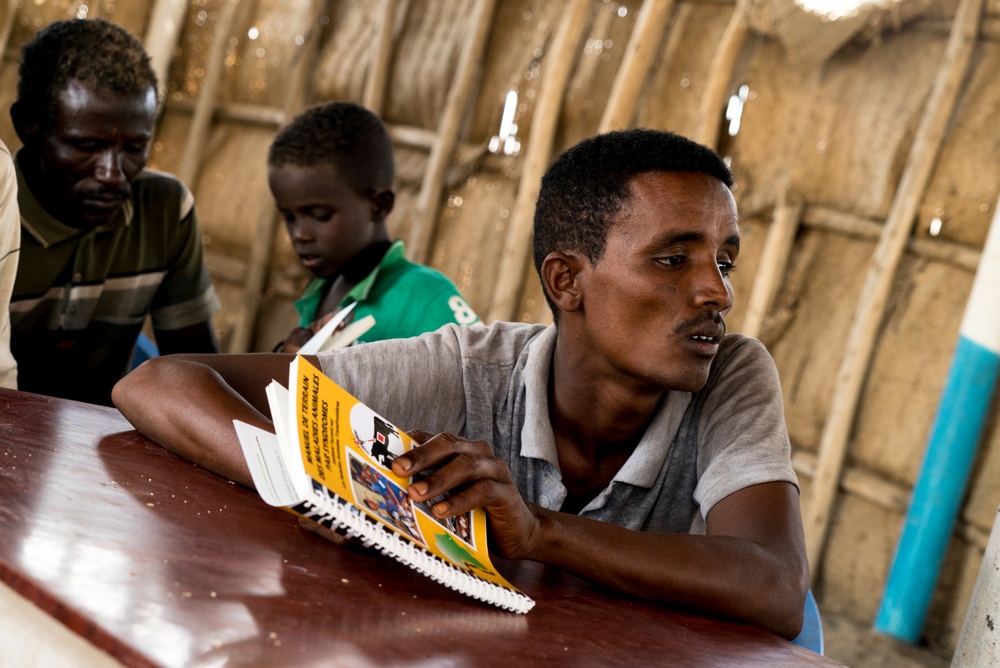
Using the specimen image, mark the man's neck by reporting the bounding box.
[547,335,665,511]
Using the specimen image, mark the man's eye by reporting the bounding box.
[656,255,685,267]
[124,142,147,154]
[718,262,737,276]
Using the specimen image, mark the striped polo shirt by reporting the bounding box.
[10,158,220,405]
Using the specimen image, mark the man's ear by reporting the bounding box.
[370,189,395,223]
[10,102,39,147]
[541,251,585,314]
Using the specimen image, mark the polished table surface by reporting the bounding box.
[0,389,841,667]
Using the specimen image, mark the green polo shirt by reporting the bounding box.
[294,240,479,344]
[10,157,220,405]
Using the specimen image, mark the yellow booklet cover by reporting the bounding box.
[234,356,534,613]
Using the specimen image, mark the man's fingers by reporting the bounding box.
[393,432,491,476]
[424,478,512,517]
[407,429,434,445]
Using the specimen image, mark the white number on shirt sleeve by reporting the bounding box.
[448,295,479,325]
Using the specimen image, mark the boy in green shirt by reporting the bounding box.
[270,102,479,352]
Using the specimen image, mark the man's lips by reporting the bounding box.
[81,192,126,210]
[680,323,725,355]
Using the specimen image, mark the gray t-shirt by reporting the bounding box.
[318,321,797,534]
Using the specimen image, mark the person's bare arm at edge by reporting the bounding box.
[112,353,311,488]
[396,431,809,640]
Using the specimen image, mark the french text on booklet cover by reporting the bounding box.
[234,356,534,613]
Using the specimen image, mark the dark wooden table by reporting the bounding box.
[0,389,841,667]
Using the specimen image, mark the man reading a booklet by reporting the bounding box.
[114,129,809,639]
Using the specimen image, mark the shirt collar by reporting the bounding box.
[14,149,133,249]
[345,239,406,303]
[519,325,692,489]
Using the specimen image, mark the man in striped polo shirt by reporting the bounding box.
[9,18,220,405]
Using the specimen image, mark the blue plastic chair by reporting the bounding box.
[130,333,160,370]
[792,589,824,654]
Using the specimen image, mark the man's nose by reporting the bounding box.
[94,149,126,186]
[692,264,733,311]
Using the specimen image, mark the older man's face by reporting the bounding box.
[30,79,156,229]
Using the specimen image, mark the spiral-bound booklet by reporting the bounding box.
[233,355,534,613]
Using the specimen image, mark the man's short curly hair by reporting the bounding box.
[532,128,734,313]
[268,102,394,196]
[17,18,157,130]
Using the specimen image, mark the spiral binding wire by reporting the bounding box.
[301,492,535,613]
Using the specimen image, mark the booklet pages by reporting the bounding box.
[234,356,534,613]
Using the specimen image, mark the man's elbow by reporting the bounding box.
[112,356,171,419]
[767,562,810,640]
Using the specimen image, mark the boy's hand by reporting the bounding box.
[278,327,312,353]
[393,430,543,560]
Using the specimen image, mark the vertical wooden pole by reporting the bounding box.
[693,4,748,148]
[598,0,675,133]
[803,0,984,578]
[741,200,803,339]
[363,0,399,114]
[0,0,18,64]
[487,0,590,323]
[143,0,190,103]
[179,0,246,187]
[407,0,496,264]
[228,0,328,353]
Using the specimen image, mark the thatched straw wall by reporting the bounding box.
[3,0,1000,660]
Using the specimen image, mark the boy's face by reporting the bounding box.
[269,162,384,279]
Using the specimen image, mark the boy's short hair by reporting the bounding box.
[17,18,157,131]
[532,129,734,313]
[268,102,395,196]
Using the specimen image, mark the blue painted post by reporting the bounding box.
[874,202,1000,642]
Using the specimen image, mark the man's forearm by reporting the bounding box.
[524,505,807,639]
[112,356,268,488]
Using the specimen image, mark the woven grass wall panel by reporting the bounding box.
[552,0,637,152]
[721,41,825,216]
[430,173,518,317]
[467,0,566,143]
[188,123,274,257]
[925,528,993,651]
[389,145,431,247]
[312,1,380,105]
[147,112,189,176]
[962,421,1000,533]
[165,0,313,108]
[764,230,875,452]
[210,279,244,351]
[94,2,151,37]
[785,28,946,221]
[851,257,972,485]
[726,216,770,330]
[820,494,900,622]
[314,1,475,129]
[635,3,731,138]
[7,1,150,49]
[917,41,1000,248]
[383,1,477,129]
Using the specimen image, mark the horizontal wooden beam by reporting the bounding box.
[792,449,989,552]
